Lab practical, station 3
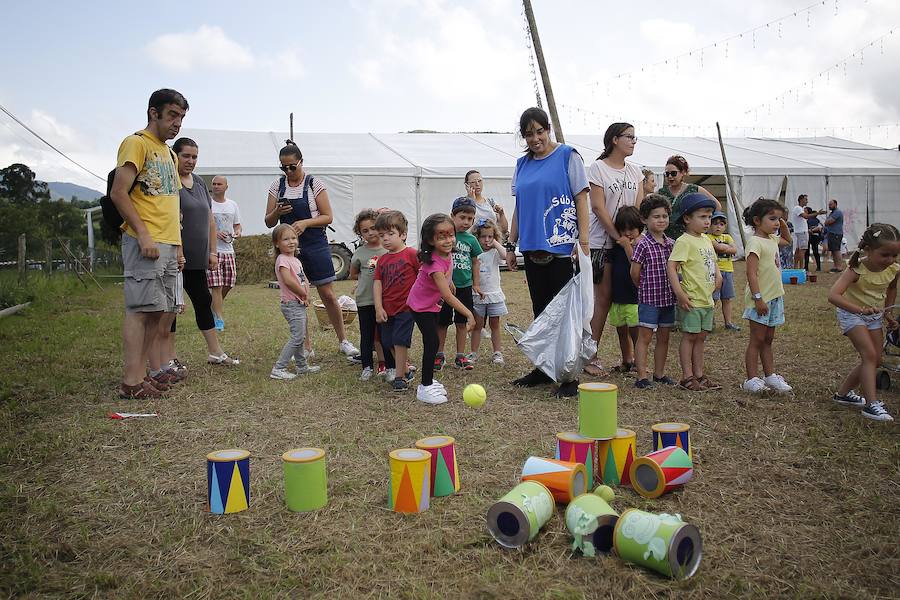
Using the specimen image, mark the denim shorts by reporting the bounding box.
[382,310,415,348]
[836,307,883,335]
[743,296,785,327]
[713,271,735,301]
[637,303,675,331]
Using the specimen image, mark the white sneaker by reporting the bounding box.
[861,401,894,421]
[492,351,504,365]
[467,352,478,363]
[384,368,396,383]
[360,367,374,381]
[430,379,446,392]
[763,373,793,393]
[742,377,767,393]
[295,364,321,375]
[339,339,360,357]
[270,367,297,380]
[417,383,448,405]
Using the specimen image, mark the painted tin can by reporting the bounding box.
[282,448,327,512]
[486,481,555,549]
[564,493,619,556]
[577,382,617,440]
[613,508,702,579]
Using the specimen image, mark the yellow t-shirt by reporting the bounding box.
[845,262,900,309]
[706,233,735,273]
[743,234,785,308]
[116,130,181,245]
[670,233,717,308]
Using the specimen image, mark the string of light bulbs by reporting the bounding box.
[584,0,843,88]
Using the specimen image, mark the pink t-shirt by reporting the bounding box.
[407,254,451,313]
[275,253,307,302]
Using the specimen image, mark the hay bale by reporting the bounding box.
[234,235,275,285]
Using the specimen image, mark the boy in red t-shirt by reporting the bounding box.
[373,210,420,391]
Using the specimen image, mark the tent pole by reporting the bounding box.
[289,113,294,142]
[523,0,564,143]
[716,122,746,249]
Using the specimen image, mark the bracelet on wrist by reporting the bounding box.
[504,242,516,252]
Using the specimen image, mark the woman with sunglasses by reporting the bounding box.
[658,155,720,239]
[464,170,509,240]
[584,122,645,377]
[264,141,360,359]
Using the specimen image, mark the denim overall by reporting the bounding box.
[278,175,336,285]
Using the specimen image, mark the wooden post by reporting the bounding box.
[45,240,52,275]
[523,0,564,143]
[716,122,747,249]
[62,239,71,273]
[18,234,26,283]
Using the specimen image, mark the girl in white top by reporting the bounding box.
[470,219,508,365]
[584,122,645,376]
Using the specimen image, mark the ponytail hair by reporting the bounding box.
[849,222,900,269]
[742,198,782,229]
[598,122,634,160]
[418,213,454,265]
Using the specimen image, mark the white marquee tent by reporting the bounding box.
[183,129,900,255]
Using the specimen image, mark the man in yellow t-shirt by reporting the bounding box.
[667,193,722,391]
[706,211,740,331]
[110,88,188,399]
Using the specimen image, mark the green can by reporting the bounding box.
[613,508,702,579]
[486,481,555,549]
[564,493,619,557]
[578,382,617,440]
[282,448,327,512]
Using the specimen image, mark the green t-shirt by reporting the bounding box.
[743,234,785,308]
[350,245,388,306]
[451,231,483,288]
[669,232,717,308]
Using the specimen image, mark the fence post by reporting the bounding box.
[62,239,71,272]
[45,240,53,275]
[18,234,26,283]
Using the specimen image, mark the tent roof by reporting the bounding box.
[182,128,900,178]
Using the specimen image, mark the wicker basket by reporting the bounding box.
[313,303,357,329]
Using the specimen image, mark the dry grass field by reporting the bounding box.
[1,264,898,599]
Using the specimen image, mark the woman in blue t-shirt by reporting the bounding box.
[505,107,590,397]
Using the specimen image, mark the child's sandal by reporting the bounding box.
[697,375,721,390]
[678,376,702,391]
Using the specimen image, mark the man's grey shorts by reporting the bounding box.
[122,233,178,313]
[793,231,809,251]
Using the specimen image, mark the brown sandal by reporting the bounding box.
[678,376,703,391]
[119,381,163,399]
[697,375,721,390]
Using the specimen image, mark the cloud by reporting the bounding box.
[351,59,384,89]
[261,49,305,80]
[145,25,255,72]
[0,110,107,190]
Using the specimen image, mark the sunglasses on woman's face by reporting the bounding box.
[664,171,679,178]
[279,162,302,172]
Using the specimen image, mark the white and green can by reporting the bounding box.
[486,481,555,549]
[564,493,619,557]
[613,508,702,579]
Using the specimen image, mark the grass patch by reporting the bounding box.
[1,264,898,598]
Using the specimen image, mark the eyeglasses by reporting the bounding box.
[664,171,679,178]
[279,162,302,172]
[617,134,637,141]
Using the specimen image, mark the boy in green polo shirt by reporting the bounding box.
[436,197,482,371]
[667,193,722,391]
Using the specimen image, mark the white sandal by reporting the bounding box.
[208,353,240,366]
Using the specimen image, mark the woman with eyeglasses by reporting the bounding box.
[464,170,509,240]
[264,141,360,359]
[658,155,720,240]
[505,107,590,397]
[583,122,645,377]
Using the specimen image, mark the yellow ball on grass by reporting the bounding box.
[593,485,615,503]
[463,384,486,408]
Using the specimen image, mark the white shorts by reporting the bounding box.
[793,231,809,251]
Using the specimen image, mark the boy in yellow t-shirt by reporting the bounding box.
[706,211,739,331]
[667,193,722,391]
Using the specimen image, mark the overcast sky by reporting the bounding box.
[2,0,898,190]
